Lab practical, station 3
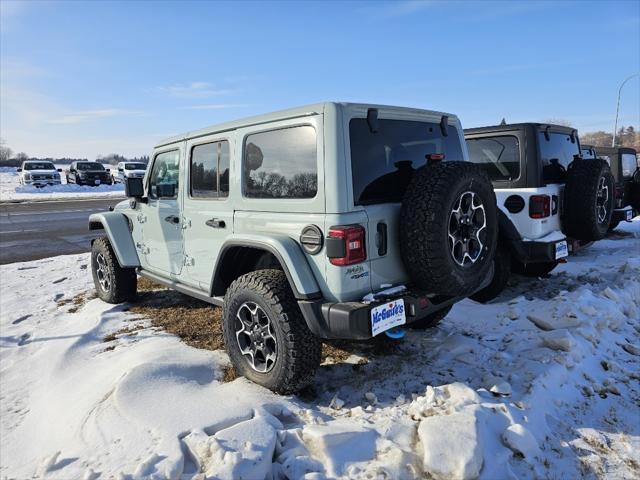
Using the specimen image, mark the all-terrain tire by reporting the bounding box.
[91,236,137,303]
[470,243,511,303]
[512,260,558,278]
[222,269,321,394]
[400,161,498,296]
[409,305,452,330]
[562,159,614,241]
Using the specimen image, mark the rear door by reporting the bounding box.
[181,135,234,289]
[347,111,466,291]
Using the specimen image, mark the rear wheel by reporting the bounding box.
[400,162,498,296]
[91,237,137,303]
[222,269,321,394]
[470,243,511,303]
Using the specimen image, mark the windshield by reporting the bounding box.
[581,147,597,159]
[24,162,55,170]
[466,135,520,181]
[350,118,464,205]
[538,132,580,184]
[125,163,147,170]
[77,162,105,171]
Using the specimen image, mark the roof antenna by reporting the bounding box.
[367,108,378,133]
[440,115,449,136]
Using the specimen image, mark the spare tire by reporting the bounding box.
[562,159,614,241]
[400,161,498,296]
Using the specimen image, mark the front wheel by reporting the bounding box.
[222,269,321,394]
[91,237,137,303]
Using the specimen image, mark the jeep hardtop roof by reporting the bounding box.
[156,102,460,148]
[464,122,576,136]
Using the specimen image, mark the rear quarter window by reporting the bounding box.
[242,125,317,199]
[466,135,520,181]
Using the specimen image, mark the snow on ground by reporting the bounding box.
[1,221,639,479]
[0,166,124,202]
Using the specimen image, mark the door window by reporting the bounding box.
[190,140,230,198]
[149,150,180,199]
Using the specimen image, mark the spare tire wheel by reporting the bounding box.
[400,161,498,296]
[562,159,614,241]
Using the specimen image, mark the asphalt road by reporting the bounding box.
[0,198,123,264]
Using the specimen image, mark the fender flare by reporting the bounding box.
[212,234,321,300]
[88,212,140,268]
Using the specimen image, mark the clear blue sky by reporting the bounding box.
[1,0,638,158]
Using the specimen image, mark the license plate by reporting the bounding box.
[94,179,101,185]
[555,240,568,259]
[626,210,633,221]
[371,299,406,336]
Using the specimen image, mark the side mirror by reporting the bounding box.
[125,176,145,198]
[17,168,22,172]
[154,182,176,199]
[57,168,62,172]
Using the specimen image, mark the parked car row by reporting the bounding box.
[86,102,640,393]
[17,161,148,187]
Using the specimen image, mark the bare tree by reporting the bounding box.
[0,139,12,164]
[542,118,573,127]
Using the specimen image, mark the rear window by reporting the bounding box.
[466,136,520,181]
[621,153,637,177]
[581,147,597,159]
[538,132,580,184]
[349,118,464,205]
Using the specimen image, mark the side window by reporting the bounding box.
[190,140,230,198]
[149,150,180,199]
[243,125,317,199]
[466,136,520,181]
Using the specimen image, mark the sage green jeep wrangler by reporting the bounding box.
[89,102,498,393]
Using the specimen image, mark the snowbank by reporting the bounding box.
[0,164,124,201]
[1,220,639,479]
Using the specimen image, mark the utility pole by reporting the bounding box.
[612,73,639,147]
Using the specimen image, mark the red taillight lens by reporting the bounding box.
[529,195,551,219]
[328,225,366,266]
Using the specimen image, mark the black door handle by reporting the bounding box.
[205,218,226,229]
[164,215,180,224]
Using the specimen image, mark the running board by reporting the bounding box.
[137,269,224,307]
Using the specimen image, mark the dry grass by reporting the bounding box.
[58,290,97,313]
[129,288,223,351]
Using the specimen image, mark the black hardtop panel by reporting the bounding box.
[464,122,576,137]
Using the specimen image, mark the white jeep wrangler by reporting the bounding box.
[88,102,498,393]
[465,123,615,302]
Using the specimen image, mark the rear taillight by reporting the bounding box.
[327,225,366,266]
[529,195,551,219]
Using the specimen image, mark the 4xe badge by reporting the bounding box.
[371,299,406,336]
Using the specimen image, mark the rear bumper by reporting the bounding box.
[298,266,494,340]
[509,239,560,263]
[612,206,635,223]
